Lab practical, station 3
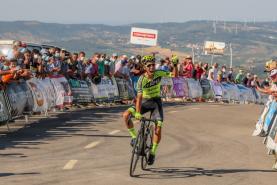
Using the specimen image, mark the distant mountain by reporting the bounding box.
[1,20,277,71]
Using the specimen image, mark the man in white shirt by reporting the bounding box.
[208,63,218,81]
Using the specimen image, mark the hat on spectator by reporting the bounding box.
[130,56,135,60]
[270,69,277,77]
[184,55,192,59]
[112,53,118,57]
[13,40,21,47]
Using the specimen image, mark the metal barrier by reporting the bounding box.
[0,76,266,129]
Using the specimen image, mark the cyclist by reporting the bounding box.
[123,55,178,165]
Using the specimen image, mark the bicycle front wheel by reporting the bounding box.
[130,131,142,177]
[141,124,154,170]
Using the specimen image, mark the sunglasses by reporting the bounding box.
[146,63,155,68]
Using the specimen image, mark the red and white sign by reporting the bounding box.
[130,27,158,46]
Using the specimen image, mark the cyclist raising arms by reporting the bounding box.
[123,55,178,165]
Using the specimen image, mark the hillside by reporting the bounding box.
[1,20,277,72]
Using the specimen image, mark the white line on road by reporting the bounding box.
[109,130,121,135]
[169,111,178,113]
[84,141,101,149]
[190,107,200,110]
[63,160,78,170]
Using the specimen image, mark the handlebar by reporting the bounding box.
[140,117,157,122]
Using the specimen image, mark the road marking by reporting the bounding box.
[84,141,101,149]
[169,111,178,113]
[190,107,200,110]
[63,160,78,170]
[109,130,121,135]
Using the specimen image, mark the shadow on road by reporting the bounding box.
[0,106,128,152]
[135,167,277,179]
[0,172,40,177]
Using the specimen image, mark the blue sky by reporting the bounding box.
[1,0,276,25]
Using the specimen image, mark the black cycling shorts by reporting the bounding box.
[128,97,164,121]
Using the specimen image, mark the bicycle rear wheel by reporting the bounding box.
[141,124,154,170]
[130,130,142,177]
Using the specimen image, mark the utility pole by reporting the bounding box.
[192,46,195,64]
[213,21,217,34]
[230,43,233,68]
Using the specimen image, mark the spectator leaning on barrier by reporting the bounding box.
[242,73,251,87]
[183,55,194,78]
[227,68,234,83]
[6,40,22,60]
[261,77,270,88]
[159,58,170,72]
[208,63,218,81]
[96,53,105,77]
[0,59,14,83]
[46,56,61,76]
[192,63,204,80]
[235,69,244,84]
[109,53,118,76]
[114,55,129,79]
[201,63,209,79]
[251,75,260,88]
[67,53,79,78]
[221,65,227,81]
[59,49,69,77]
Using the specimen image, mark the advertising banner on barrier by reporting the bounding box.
[0,91,10,123]
[252,88,262,104]
[50,76,65,107]
[115,78,134,100]
[161,77,173,98]
[172,77,186,98]
[236,84,255,103]
[187,78,203,99]
[69,79,92,103]
[210,80,223,99]
[54,76,73,105]
[90,77,120,102]
[27,78,48,112]
[220,82,240,101]
[39,78,56,109]
[20,81,34,112]
[6,82,28,118]
[200,79,214,99]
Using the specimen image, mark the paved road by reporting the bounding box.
[0,103,276,185]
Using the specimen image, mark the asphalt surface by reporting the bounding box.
[0,103,277,185]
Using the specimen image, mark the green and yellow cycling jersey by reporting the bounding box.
[137,70,171,99]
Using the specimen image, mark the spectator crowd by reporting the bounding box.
[0,40,269,92]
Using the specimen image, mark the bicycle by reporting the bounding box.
[130,117,155,177]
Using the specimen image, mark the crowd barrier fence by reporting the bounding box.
[0,75,266,127]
